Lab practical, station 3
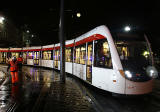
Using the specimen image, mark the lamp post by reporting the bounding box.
[59,0,65,83]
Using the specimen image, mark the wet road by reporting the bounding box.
[0,64,160,112]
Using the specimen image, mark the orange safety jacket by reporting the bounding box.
[18,57,23,63]
[10,61,18,72]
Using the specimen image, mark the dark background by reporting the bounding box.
[0,0,160,54]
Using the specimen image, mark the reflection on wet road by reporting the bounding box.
[0,65,160,112]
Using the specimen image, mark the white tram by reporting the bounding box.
[0,25,157,95]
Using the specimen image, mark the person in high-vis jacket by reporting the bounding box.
[7,56,19,84]
[17,55,23,71]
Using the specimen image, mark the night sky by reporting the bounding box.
[0,0,160,53]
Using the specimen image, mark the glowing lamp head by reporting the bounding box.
[124,26,131,32]
[76,13,81,18]
[0,16,5,24]
[146,66,158,78]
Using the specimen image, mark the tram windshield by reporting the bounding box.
[115,34,152,82]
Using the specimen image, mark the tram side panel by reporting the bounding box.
[65,62,72,74]
[41,60,53,68]
[125,79,153,95]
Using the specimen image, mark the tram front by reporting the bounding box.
[115,33,158,95]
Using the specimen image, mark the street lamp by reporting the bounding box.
[0,16,5,24]
[76,13,81,18]
[26,30,30,33]
[124,26,131,32]
[31,34,34,38]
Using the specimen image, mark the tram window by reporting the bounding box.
[43,51,53,60]
[94,39,112,68]
[54,50,59,61]
[116,45,128,60]
[12,52,19,58]
[1,52,6,63]
[65,48,72,62]
[87,44,92,66]
[116,41,150,60]
[80,45,86,64]
[34,52,40,59]
[75,47,80,64]
[28,52,33,59]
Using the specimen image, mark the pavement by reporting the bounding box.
[0,65,97,112]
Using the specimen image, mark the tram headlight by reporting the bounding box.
[125,70,132,78]
[146,66,158,78]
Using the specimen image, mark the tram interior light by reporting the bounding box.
[125,70,132,78]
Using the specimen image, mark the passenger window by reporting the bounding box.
[12,52,19,58]
[28,52,33,59]
[75,47,80,63]
[75,44,86,64]
[87,44,92,66]
[43,50,53,60]
[80,45,86,64]
[65,48,73,62]
[54,50,59,61]
[94,39,112,68]
[34,51,40,59]
[117,46,128,60]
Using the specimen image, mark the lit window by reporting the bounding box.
[12,52,19,58]
[94,39,112,68]
[54,50,59,68]
[65,48,72,62]
[43,51,53,60]
[28,52,33,59]
[87,44,92,66]
[80,45,86,64]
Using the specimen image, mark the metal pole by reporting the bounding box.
[59,0,65,83]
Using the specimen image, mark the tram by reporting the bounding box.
[0,25,157,95]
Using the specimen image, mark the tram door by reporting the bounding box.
[54,50,59,69]
[34,51,39,65]
[23,52,27,64]
[86,43,92,83]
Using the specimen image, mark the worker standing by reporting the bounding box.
[17,55,23,71]
[7,56,19,84]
